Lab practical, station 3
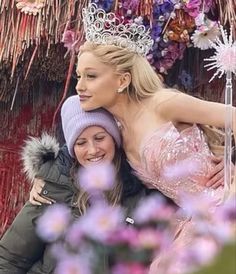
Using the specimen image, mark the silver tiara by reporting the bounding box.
[82,3,154,56]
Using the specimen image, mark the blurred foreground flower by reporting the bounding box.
[36,204,71,242]
[77,163,115,193]
[36,167,236,274]
[77,202,124,242]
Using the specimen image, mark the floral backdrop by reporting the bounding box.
[0,0,235,241]
[0,1,235,273]
[0,0,235,103]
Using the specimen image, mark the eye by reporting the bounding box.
[86,74,96,79]
[75,140,86,146]
[95,136,105,141]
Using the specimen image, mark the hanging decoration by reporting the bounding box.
[0,0,235,102]
[204,26,236,200]
[215,0,236,39]
[0,0,87,79]
[15,0,46,15]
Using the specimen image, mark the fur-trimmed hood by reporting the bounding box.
[21,133,60,182]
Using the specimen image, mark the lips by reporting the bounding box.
[88,155,104,162]
[79,95,91,101]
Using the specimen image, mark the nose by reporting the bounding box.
[76,78,86,94]
[87,141,99,155]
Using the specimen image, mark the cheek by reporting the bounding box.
[96,75,118,94]
[103,140,116,161]
[74,147,84,165]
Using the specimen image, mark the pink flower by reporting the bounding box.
[62,30,77,51]
[36,204,71,242]
[132,228,164,250]
[112,262,149,274]
[105,226,138,245]
[183,0,201,18]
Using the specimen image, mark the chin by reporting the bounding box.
[80,101,100,111]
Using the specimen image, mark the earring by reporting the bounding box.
[117,87,124,93]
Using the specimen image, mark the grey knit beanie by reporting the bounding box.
[61,95,121,157]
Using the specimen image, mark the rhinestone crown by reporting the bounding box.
[82,3,154,56]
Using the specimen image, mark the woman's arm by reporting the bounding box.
[160,91,236,178]
[164,92,235,135]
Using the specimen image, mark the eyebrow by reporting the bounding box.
[76,67,97,74]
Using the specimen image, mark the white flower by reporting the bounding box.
[191,20,220,50]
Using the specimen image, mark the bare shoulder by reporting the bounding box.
[150,89,180,114]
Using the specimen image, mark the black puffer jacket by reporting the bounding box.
[0,134,155,274]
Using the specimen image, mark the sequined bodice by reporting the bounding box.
[131,122,223,206]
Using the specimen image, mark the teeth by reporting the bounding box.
[89,156,103,162]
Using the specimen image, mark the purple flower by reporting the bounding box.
[92,0,113,12]
[78,202,125,242]
[123,0,140,12]
[216,195,236,222]
[133,195,175,224]
[179,191,218,218]
[105,226,138,245]
[172,235,219,274]
[112,262,149,274]
[55,256,91,274]
[151,24,163,39]
[183,0,201,18]
[36,204,71,242]
[65,220,84,248]
[160,1,174,15]
[178,70,193,90]
[77,162,115,193]
[50,242,71,261]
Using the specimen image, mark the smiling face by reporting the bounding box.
[76,51,122,111]
[74,126,116,167]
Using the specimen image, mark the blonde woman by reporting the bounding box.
[75,4,235,273]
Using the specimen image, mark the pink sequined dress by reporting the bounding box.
[130,122,224,274]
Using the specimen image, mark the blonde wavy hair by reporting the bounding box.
[79,42,225,155]
[72,148,123,215]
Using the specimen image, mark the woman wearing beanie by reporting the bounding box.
[0,95,156,274]
[0,95,224,274]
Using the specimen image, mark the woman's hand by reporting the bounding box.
[206,156,235,189]
[29,178,55,205]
